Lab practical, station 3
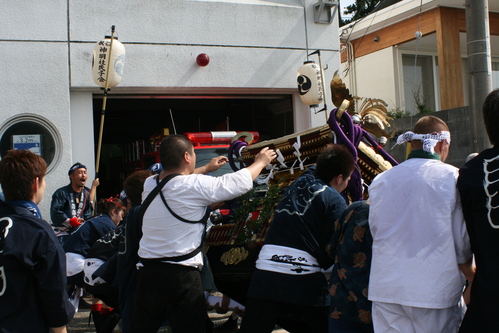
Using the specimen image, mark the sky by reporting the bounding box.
[339,0,356,19]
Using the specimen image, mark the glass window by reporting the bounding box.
[492,61,499,90]
[402,54,436,114]
[0,115,61,173]
[194,146,233,177]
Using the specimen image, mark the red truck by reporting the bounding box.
[140,131,259,176]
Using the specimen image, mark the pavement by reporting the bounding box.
[66,302,288,333]
[67,306,99,333]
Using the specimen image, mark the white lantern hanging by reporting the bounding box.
[296,60,324,107]
[93,26,126,177]
[92,33,126,88]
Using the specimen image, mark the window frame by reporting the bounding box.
[0,114,62,174]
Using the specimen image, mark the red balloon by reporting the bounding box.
[196,53,210,67]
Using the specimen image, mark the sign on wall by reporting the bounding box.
[12,134,42,156]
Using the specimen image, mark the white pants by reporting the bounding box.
[66,252,85,277]
[372,301,465,333]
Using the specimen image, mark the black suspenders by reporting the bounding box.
[139,174,210,263]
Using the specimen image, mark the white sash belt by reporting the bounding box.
[256,244,321,275]
[83,258,107,286]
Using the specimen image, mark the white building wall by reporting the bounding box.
[70,0,339,90]
[341,47,398,111]
[70,92,96,179]
[0,0,341,217]
[1,0,70,215]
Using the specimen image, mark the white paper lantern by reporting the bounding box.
[296,61,324,106]
[92,35,126,88]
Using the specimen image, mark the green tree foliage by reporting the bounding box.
[340,0,381,26]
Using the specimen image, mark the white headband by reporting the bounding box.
[396,131,451,154]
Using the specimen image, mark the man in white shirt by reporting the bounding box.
[368,116,474,333]
[130,134,276,333]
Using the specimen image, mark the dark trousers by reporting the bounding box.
[328,317,374,333]
[67,271,85,289]
[130,262,207,333]
[240,297,328,333]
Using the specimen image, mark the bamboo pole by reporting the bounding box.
[95,25,116,177]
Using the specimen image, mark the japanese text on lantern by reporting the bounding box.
[96,40,111,83]
[315,67,323,100]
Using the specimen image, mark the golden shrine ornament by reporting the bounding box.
[220,247,249,265]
